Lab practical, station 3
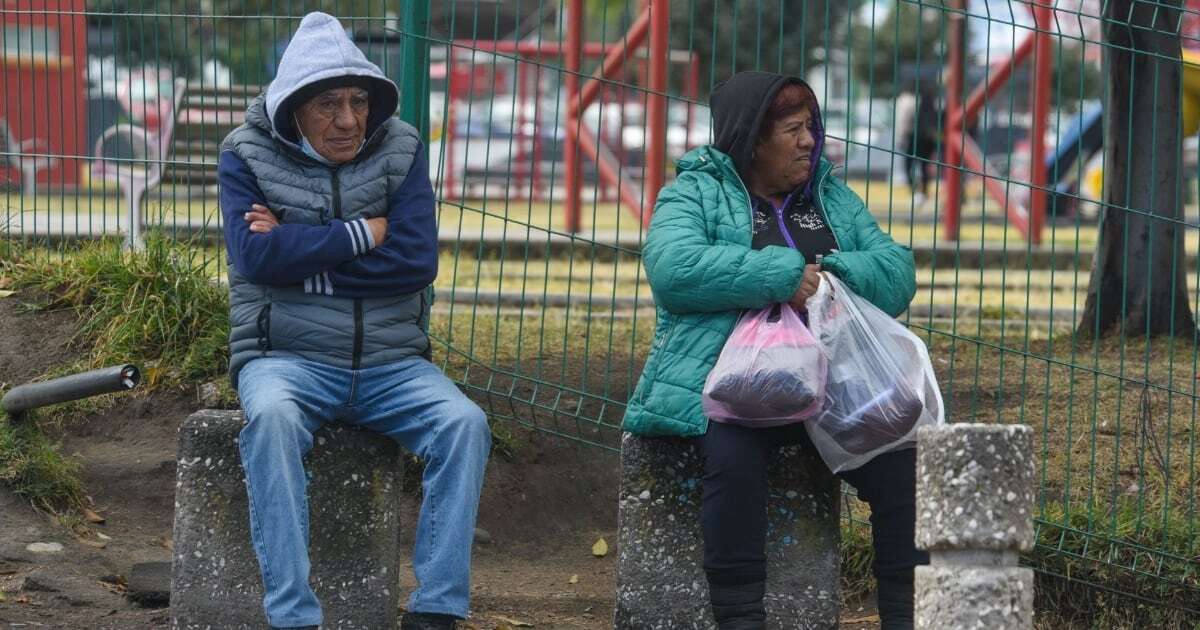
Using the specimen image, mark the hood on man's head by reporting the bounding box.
[709,71,824,183]
[265,11,399,142]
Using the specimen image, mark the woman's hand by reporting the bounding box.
[788,264,823,310]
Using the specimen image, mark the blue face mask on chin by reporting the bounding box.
[294,114,365,165]
[298,131,336,165]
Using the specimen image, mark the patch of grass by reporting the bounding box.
[0,410,84,512]
[4,237,229,387]
[1030,499,1200,627]
[0,238,227,512]
[839,499,876,603]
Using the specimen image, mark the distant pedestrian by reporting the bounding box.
[898,86,940,207]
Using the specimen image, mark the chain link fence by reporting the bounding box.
[2,0,1197,621]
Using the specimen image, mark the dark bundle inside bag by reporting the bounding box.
[820,379,925,455]
[702,303,827,427]
[706,345,823,419]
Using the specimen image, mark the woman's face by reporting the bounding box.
[751,108,817,196]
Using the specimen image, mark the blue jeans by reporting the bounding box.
[237,356,491,628]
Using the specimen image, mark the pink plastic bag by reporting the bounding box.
[702,303,828,427]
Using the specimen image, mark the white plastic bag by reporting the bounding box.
[804,273,944,472]
[702,303,828,427]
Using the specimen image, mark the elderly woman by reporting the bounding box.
[218,12,489,630]
[624,72,928,630]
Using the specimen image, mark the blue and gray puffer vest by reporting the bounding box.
[223,12,429,386]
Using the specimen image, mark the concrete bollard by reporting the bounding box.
[615,433,841,629]
[171,409,404,630]
[914,423,1036,630]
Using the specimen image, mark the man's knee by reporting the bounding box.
[432,399,491,455]
[239,400,314,451]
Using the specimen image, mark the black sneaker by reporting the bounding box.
[401,612,458,630]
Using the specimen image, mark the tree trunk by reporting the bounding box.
[1078,0,1196,337]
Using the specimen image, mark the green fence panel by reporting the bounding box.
[1,0,1198,621]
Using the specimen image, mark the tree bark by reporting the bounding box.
[1078,0,1196,337]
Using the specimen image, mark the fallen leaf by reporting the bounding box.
[0,590,6,602]
[491,614,533,627]
[83,508,106,524]
[591,537,608,557]
[15,594,30,604]
[568,574,578,584]
[0,290,14,298]
[75,536,107,549]
[96,532,113,541]
[0,276,12,289]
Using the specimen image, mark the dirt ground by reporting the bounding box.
[0,297,879,629]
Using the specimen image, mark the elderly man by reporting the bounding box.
[218,12,490,630]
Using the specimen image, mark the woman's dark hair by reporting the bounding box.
[758,82,816,142]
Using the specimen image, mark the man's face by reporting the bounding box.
[752,108,817,194]
[295,87,369,163]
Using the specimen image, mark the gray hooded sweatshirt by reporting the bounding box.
[220,11,431,386]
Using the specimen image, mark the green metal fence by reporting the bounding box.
[2,0,1198,621]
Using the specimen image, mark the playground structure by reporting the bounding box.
[436,36,701,214]
[438,0,692,233]
[942,0,1053,245]
[88,72,186,251]
[943,0,1200,244]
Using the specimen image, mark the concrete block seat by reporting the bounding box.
[615,433,842,629]
[171,409,404,630]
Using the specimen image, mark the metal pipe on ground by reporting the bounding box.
[2,365,141,418]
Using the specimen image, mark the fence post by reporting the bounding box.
[914,424,1036,629]
[400,0,432,146]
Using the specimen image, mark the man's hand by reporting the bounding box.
[788,264,823,310]
[366,217,387,246]
[245,204,280,234]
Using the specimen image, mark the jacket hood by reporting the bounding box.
[709,71,825,193]
[265,11,399,142]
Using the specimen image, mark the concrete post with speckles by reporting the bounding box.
[914,423,1036,630]
[170,409,404,630]
[614,433,841,629]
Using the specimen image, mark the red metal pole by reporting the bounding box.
[515,61,530,194]
[685,54,700,149]
[444,53,458,201]
[1027,1,1053,245]
[942,0,966,241]
[568,7,652,118]
[643,0,669,225]
[948,33,1035,131]
[532,58,545,200]
[564,0,584,232]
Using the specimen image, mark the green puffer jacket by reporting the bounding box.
[622,145,916,437]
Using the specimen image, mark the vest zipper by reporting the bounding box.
[330,167,361,368]
[332,169,343,220]
[352,298,364,370]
